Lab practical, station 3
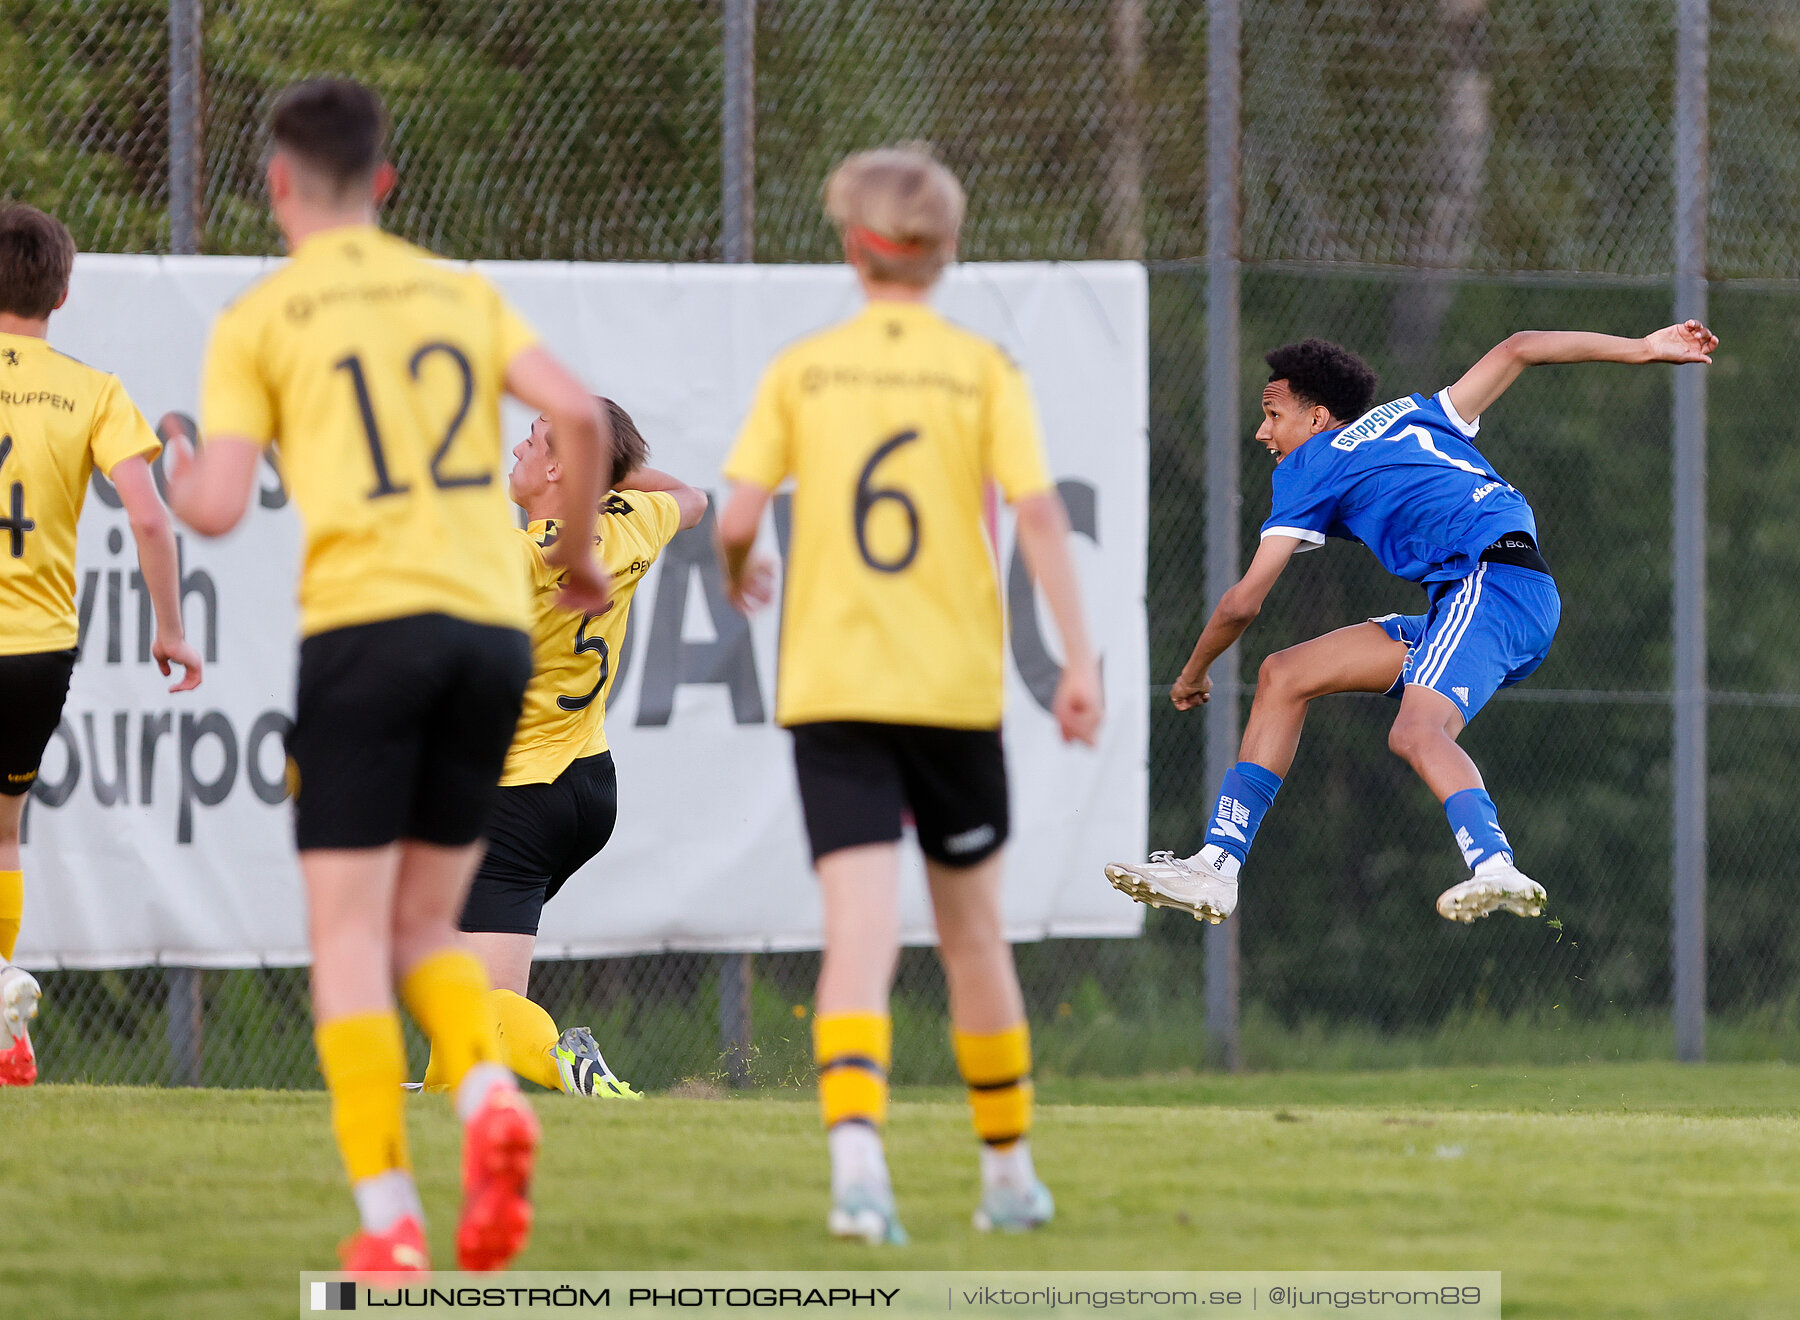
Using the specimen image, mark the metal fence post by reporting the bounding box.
[719,0,756,1085]
[165,967,202,1086]
[165,0,206,1089]
[1671,0,1709,1064]
[1203,0,1243,1073]
[1102,0,1146,261]
[168,0,202,255]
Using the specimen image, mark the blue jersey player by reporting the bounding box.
[1106,321,1717,925]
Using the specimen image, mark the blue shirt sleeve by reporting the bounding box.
[1260,450,1335,549]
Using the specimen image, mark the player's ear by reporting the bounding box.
[267,154,290,204]
[1310,405,1334,434]
[371,161,397,205]
[54,286,69,313]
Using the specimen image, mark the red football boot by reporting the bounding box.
[0,965,40,1086]
[455,1084,540,1271]
[339,1214,430,1278]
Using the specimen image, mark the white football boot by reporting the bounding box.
[1103,846,1239,924]
[1436,855,1547,922]
[0,962,40,1047]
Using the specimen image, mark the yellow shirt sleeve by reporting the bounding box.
[493,285,542,376]
[200,301,276,446]
[90,375,163,477]
[722,359,793,490]
[641,490,683,549]
[985,349,1055,502]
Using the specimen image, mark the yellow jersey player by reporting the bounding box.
[422,399,704,1098]
[718,145,1103,1244]
[164,80,611,1276]
[0,203,203,1087]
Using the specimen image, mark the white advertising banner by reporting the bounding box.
[16,257,1148,968]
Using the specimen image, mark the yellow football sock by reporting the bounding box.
[953,1022,1034,1149]
[815,1011,891,1130]
[315,1010,411,1183]
[399,950,500,1094]
[0,870,22,961]
[489,988,564,1092]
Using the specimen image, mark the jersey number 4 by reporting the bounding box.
[0,435,35,559]
[335,343,492,499]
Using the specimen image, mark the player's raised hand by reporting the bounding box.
[153,633,204,692]
[727,553,778,615]
[556,555,613,614]
[1052,658,1103,746]
[161,422,196,484]
[1170,669,1212,712]
[1644,320,1718,364]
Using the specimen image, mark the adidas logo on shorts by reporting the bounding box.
[1452,686,1470,705]
[944,824,997,856]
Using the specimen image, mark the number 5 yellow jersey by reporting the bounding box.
[200,225,540,638]
[723,301,1053,730]
[501,490,683,786]
[0,331,161,655]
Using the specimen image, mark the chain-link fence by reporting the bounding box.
[6,0,1800,1088]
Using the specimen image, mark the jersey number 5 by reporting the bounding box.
[855,429,921,573]
[0,435,35,559]
[557,613,610,712]
[335,343,491,499]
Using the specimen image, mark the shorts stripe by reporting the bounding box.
[1418,564,1488,688]
[1410,571,1476,687]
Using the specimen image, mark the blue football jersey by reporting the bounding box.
[1259,390,1539,584]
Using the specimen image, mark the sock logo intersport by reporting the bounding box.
[1213,797,1251,842]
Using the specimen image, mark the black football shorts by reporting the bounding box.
[459,752,618,936]
[789,720,1009,867]
[0,648,77,797]
[288,613,531,850]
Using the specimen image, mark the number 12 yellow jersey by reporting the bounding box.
[0,331,161,655]
[724,300,1053,730]
[200,225,540,638]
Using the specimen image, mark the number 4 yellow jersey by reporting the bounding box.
[724,300,1053,730]
[0,331,161,655]
[200,225,540,637]
[501,490,683,786]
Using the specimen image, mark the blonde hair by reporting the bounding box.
[823,144,966,286]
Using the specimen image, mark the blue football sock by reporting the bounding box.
[1443,788,1513,869]
[1203,762,1284,865]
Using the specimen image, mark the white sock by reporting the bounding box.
[980,1139,1038,1192]
[1186,844,1242,879]
[454,1062,515,1124]
[352,1169,424,1233]
[827,1122,890,1200]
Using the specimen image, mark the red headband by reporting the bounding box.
[848,225,929,258]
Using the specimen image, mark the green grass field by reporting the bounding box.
[5,1064,1799,1320]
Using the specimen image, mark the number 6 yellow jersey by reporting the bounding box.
[200,225,540,637]
[723,301,1053,730]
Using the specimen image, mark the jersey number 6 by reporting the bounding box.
[854,428,920,573]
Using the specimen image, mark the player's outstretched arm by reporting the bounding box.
[715,481,777,614]
[1169,535,1301,712]
[1445,320,1718,423]
[163,429,261,539]
[506,347,614,611]
[113,454,203,692]
[615,466,708,530]
[1013,490,1102,746]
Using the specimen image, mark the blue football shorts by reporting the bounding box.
[1370,563,1562,722]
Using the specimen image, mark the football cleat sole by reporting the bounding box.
[456,1087,540,1271]
[1104,864,1230,924]
[1436,875,1548,922]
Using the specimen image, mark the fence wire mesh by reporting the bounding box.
[7,0,1800,1088]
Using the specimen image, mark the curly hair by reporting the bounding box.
[1264,339,1378,424]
